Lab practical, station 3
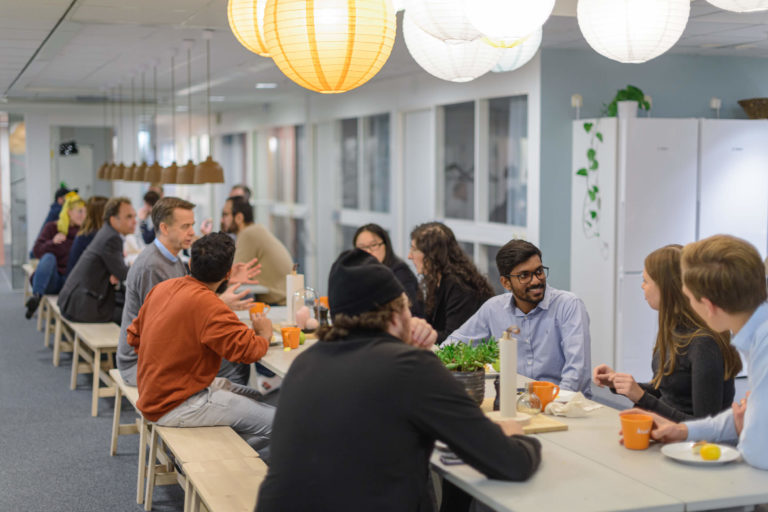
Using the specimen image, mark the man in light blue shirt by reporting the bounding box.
[622,235,768,470]
[447,240,592,394]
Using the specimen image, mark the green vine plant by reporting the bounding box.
[435,338,499,372]
[576,121,603,243]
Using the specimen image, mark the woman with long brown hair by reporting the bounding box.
[409,222,493,344]
[65,195,109,276]
[593,244,742,421]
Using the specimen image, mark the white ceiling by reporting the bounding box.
[1,0,768,110]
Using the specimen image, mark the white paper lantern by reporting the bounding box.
[403,14,501,82]
[390,0,405,11]
[491,28,542,73]
[466,0,555,41]
[577,0,690,64]
[707,0,768,11]
[405,0,481,42]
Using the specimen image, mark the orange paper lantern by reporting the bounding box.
[263,0,395,94]
[228,0,270,57]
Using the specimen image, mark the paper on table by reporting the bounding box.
[499,333,517,418]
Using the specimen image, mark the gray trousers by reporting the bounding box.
[154,378,275,461]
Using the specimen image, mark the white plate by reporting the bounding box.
[661,442,740,466]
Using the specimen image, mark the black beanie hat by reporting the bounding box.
[328,249,405,318]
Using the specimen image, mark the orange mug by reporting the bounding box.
[250,302,271,315]
[531,381,560,412]
[621,413,654,450]
[317,296,329,309]
[280,327,301,349]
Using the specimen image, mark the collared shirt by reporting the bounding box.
[153,237,178,263]
[685,302,768,470]
[447,286,592,394]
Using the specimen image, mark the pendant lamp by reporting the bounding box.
[161,54,179,185]
[144,65,164,183]
[405,0,481,42]
[195,31,224,184]
[263,0,396,94]
[707,0,768,11]
[466,0,554,42]
[177,41,196,185]
[106,87,118,179]
[133,71,149,181]
[228,0,270,56]
[577,0,690,64]
[125,76,139,181]
[97,91,110,180]
[490,28,542,73]
[111,84,127,180]
[403,14,501,83]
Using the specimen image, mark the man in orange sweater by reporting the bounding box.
[127,232,274,456]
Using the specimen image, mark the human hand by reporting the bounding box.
[219,283,255,311]
[250,311,273,340]
[230,258,261,285]
[138,204,151,221]
[200,218,213,236]
[109,274,119,285]
[733,391,749,436]
[408,317,437,350]
[52,233,67,244]
[493,417,524,437]
[592,364,615,387]
[619,408,687,445]
[612,373,644,402]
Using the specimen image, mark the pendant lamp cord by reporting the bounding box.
[187,45,192,161]
[171,55,176,162]
[207,37,212,158]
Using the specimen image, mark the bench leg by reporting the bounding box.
[144,426,159,511]
[91,348,102,417]
[43,301,53,348]
[53,317,63,367]
[137,418,148,504]
[184,474,193,512]
[36,297,44,332]
[110,386,123,456]
[70,335,80,390]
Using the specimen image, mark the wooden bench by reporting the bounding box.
[109,368,154,506]
[68,321,120,416]
[183,457,267,512]
[22,262,35,307]
[144,426,259,511]
[43,297,75,365]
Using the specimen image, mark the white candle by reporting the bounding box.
[286,272,304,324]
[499,328,518,418]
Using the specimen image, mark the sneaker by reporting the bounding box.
[256,374,282,396]
[25,294,41,319]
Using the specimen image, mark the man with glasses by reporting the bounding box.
[447,239,592,395]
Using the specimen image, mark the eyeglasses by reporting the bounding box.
[357,241,384,252]
[507,266,549,284]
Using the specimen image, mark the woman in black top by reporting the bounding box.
[593,245,742,421]
[354,223,422,316]
[409,222,494,344]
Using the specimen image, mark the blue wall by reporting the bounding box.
[539,48,768,290]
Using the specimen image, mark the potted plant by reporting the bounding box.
[603,84,651,117]
[435,338,499,404]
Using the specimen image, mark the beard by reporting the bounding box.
[516,282,546,306]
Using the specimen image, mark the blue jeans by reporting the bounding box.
[32,253,66,296]
[155,379,275,462]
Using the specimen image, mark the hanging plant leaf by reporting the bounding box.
[576,168,587,176]
[592,185,599,193]
[583,122,593,133]
[590,160,599,170]
[588,189,596,201]
[586,221,593,227]
[590,210,597,219]
[586,148,596,160]
[596,132,603,142]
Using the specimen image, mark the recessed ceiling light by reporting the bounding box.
[176,105,189,112]
[255,82,278,89]
[210,96,226,102]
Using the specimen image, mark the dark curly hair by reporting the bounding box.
[190,232,235,283]
[410,222,493,316]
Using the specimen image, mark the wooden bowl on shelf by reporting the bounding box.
[738,98,768,119]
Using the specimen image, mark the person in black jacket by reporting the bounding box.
[353,223,422,316]
[256,249,541,512]
[409,222,494,344]
[58,197,136,324]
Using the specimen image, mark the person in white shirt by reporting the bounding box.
[621,234,768,470]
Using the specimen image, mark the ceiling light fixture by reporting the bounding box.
[177,40,197,185]
[490,28,542,73]
[255,82,277,89]
[706,0,768,12]
[466,0,554,43]
[97,89,110,180]
[263,0,396,94]
[133,70,149,181]
[228,0,270,57]
[125,76,139,181]
[144,63,164,183]
[195,30,224,185]
[162,52,179,184]
[405,0,481,42]
[112,84,127,180]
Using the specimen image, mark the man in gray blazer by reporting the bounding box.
[58,197,136,323]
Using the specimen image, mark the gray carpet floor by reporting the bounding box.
[0,283,185,511]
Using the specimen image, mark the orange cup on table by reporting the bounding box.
[250,302,270,315]
[280,327,301,349]
[531,381,560,412]
[621,413,654,450]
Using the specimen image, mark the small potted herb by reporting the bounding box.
[435,338,499,404]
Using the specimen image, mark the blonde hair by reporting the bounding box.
[645,245,741,387]
[57,192,85,234]
[682,235,767,314]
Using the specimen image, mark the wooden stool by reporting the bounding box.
[22,262,35,306]
[47,298,75,366]
[68,321,120,416]
[183,458,268,512]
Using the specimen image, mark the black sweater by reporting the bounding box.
[389,258,423,317]
[430,274,490,344]
[256,331,541,512]
[633,334,735,422]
